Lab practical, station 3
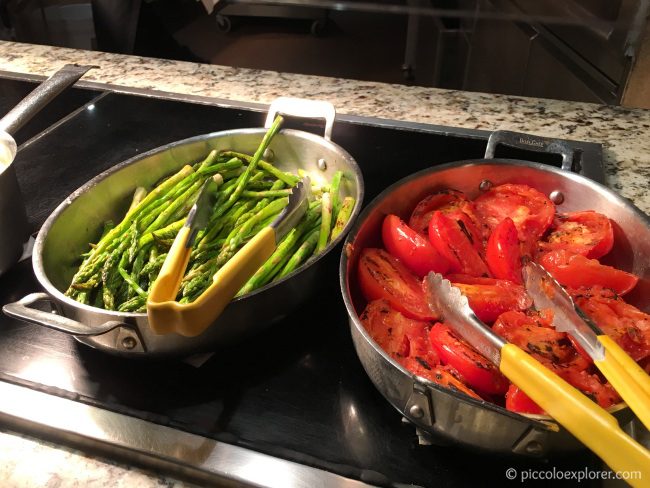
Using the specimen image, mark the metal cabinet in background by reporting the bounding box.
[411,0,648,105]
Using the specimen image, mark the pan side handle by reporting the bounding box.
[484,130,575,172]
[265,97,336,141]
[3,292,125,337]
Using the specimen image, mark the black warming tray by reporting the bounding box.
[0,75,607,487]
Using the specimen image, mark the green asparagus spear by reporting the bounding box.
[329,171,343,222]
[276,227,320,279]
[316,192,332,253]
[219,150,299,186]
[330,196,355,241]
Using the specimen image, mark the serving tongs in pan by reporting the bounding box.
[523,261,650,430]
[147,176,311,337]
[424,273,650,486]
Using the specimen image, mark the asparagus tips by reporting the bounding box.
[316,192,333,253]
[330,196,355,241]
[128,187,148,213]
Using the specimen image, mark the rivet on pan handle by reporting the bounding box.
[265,97,336,141]
[405,382,434,428]
[484,130,575,172]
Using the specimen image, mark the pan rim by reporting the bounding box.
[33,127,364,319]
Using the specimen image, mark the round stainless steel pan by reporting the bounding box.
[4,100,364,357]
[339,131,648,457]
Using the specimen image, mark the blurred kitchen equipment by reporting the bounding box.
[340,131,650,456]
[4,97,363,357]
[0,64,94,276]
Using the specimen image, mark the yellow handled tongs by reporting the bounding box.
[523,261,650,430]
[147,176,311,337]
[424,273,650,486]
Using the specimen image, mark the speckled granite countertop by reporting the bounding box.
[0,40,649,486]
[1,41,649,213]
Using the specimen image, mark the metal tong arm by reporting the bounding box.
[424,273,650,485]
[524,262,650,430]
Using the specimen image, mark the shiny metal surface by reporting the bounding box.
[11,125,363,357]
[424,273,505,366]
[270,177,310,241]
[0,130,23,275]
[523,262,605,362]
[0,381,370,488]
[186,178,219,247]
[0,64,94,134]
[0,65,94,276]
[485,130,575,172]
[340,159,647,456]
[265,97,336,141]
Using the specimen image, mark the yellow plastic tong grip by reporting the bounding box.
[500,343,650,487]
[594,334,650,430]
[147,226,277,337]
[148,226,193,308]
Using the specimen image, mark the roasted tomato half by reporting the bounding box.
[548,364,621,409]
[409,189,484,246]
[492,310,586,367]
[398,357,482,400]
[485,217,523,284]
[474,183,555,252]
[539,211,613,259]
[428,211,490,277]
[447,274,532,323]
[358,248,435,321]
[492,310,619,408]
[382,214,449,277]
[360,299,439,366]
[429,323,509,395]
[572,287,650,362]
[539,250,638,296]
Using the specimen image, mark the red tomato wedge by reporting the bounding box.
[428,211,490,277]
[408,190,484,246]
[572,287,650,362]
[548,364,621,408]
[492,310,587,367]
[447,275,532,323]
[539,211,613,259]
[474,184,555,250]
[360,299,439,365]
[429,323,509,395]
[382,214,449,277]
[539,250,638,295]
[485,217,523,284]
[505,385,545,415]
[358,248,436,321]
[398,357,482,400]
[491,310,619,407]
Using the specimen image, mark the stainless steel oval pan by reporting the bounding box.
[7,126,363,357]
